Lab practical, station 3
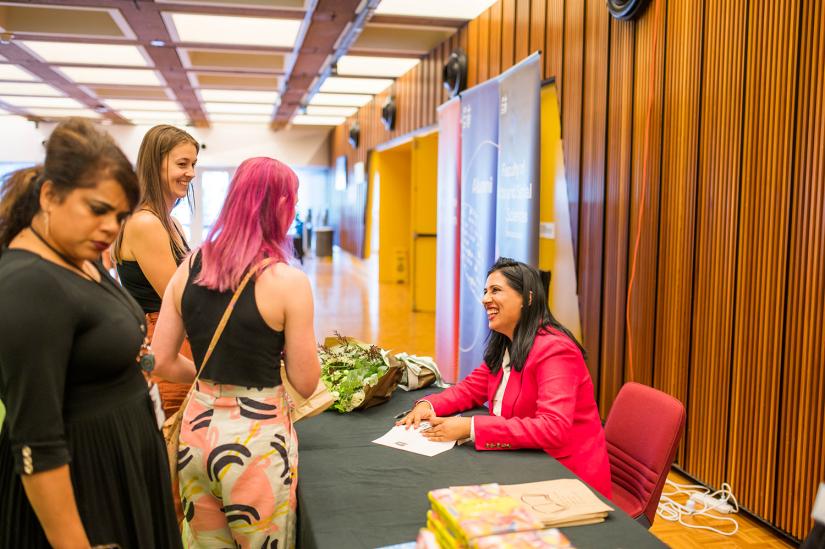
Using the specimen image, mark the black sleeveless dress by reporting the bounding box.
[0,250,181,548]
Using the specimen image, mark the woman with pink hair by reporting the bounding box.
[151,157,320,548]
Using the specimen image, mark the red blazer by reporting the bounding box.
[423,328,612,498]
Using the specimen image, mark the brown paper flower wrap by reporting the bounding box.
[319,333,404,413]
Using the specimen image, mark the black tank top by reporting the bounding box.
[181,251,284,388]
[117,221,189,314]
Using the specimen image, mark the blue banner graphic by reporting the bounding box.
[458,79,500,379]
[496,52,541,265]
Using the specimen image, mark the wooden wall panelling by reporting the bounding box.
[561,0,584,255]
[545,0,564,84]
[501,0,516,72]
[728,0,799,520]
[489,1,503,78]
[410,63,424,131]
[467,17,479,88]
[515,0,531,63]
[577,0,610,386]
[777,1,825,538]
[652,0,703,466]
[422,54,430,128]
[530,0,546,71]
[684,0,747,488]
[623,0,666,387]
[478,9,490,84]
[429,43,439,123]
[599,17,635,416]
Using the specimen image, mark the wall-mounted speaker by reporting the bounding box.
[443,49,468,98]
[381,96,397,131]
[348,121,360,148]
[606,0,651,20]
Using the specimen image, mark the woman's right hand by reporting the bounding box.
[397,401,435,429]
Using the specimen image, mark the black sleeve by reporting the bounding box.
[0,268,75,475]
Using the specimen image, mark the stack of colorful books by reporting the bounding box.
[419,483,574,548]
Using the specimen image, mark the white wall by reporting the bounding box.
[0,115,332,167]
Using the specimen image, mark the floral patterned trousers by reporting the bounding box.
[178,380,298,549]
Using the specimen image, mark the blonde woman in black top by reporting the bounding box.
[0,119,180,548]
[113,124,198,420]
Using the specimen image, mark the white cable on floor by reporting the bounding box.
[657,480,740,536]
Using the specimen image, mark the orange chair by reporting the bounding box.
[604,382,686,528]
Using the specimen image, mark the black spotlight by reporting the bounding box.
[348,121,360,148]
[443,48,468,98]
[606,0,651,20]
[381,96,397,131]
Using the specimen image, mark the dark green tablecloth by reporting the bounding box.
[295,388,666,549]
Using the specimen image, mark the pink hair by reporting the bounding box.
[197,157,297,291]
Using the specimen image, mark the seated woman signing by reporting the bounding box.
[399,257,611,498]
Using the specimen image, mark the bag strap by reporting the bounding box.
[190,257,276,385]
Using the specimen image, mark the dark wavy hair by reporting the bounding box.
[0,118,139,252]
[482,257,586,373]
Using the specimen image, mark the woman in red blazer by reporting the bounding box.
[399,257,612,498]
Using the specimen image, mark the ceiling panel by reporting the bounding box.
[0,64,38,81]
[164,13,302,48]
[89,86,171,100]
[193,72,280,89]
[155,0,306,9]
[20,41,149,67]
[0,5,130,38]
[181,49,286,72]
[351,24,454,55]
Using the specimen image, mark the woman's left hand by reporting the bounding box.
[421,417,472,442]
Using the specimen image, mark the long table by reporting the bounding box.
[295,388,666,549]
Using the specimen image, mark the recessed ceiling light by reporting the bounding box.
[199,89,279,104]
[336,56,420,78]
[304,105,358,117]
[292,115,345,126]
[0,82,64,96]
[119,110,188,121]
[319,77,393,94]
[208,113,272,123]
[105,99,181,111]
[58,67,163,86]
[168,13,301,48]
[150,39,166,47]
[0,95,84,109]
[0,64,38,82]
[374,0,497,20]
[26,107,101,119]
[204,102,274,115]
[308,92,373,107]
[20,41,149,67]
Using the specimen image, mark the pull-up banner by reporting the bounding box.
[434,98,461,384]
[496,52,541,265]
[458,79,500,380]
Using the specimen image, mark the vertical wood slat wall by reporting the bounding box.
[330,0,825,539]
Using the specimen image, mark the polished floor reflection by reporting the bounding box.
[305,248,435,357]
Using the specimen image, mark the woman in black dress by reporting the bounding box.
[0,119,181,548]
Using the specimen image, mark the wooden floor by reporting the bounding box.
[306,250,795,549]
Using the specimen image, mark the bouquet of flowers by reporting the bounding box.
[319,333,404,413]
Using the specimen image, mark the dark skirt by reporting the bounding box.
[0,391,182,548]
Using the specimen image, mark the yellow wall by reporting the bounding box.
[540,84,582,341]
[411,132,439,312]
[376,143,412,283]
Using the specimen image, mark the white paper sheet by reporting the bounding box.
[372,421,456,457]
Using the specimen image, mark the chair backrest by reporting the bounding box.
[604,382,686,528]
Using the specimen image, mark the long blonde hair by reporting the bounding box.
[112,124,198,262]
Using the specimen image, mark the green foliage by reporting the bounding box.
[319,332,390,413]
